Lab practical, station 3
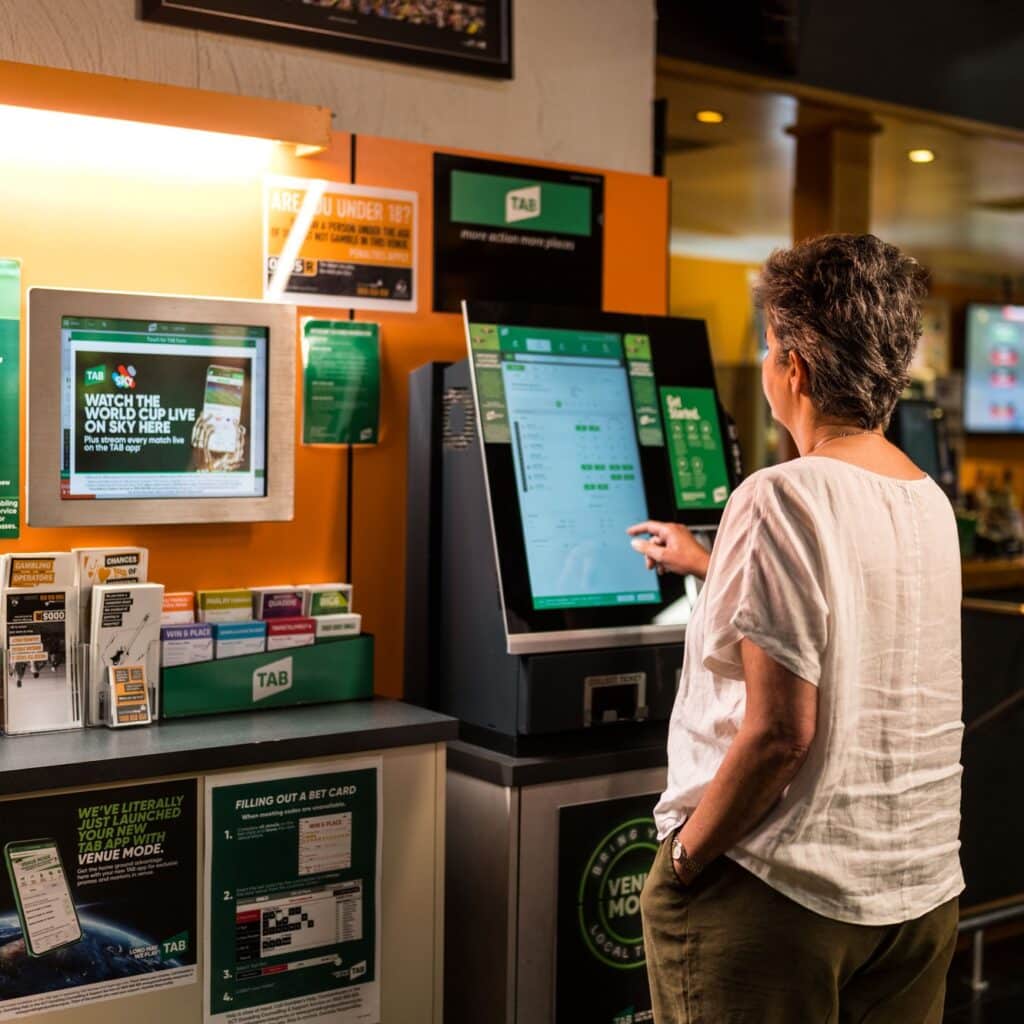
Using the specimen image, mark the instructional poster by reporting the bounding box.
[0,779,198,1019]
[264,177,417,312]
[659,386,730,510]
[556,794,660,1024]
[301,320,381,446]
[205,760,382,1024]
[0,259,19,539]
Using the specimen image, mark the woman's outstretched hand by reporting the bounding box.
[627,520,711,580]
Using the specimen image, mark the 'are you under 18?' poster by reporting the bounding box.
[205,760,382,1024]
[0,779,198,1019]
[264,177,417,312]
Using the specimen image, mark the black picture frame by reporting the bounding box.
[140,0,513,79]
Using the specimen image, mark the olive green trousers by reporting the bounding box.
[641,837,958,1023]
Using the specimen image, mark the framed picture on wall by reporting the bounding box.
[140,0,513,79]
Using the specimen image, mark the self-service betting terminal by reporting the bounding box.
[406,301,741,753]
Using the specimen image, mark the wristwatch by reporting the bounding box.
[671,832,703,879]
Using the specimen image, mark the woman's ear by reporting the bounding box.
[788,349,811,397]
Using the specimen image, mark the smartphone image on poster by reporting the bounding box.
[201,365,246,454]
[4,839,82,957]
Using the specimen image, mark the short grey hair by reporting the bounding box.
[754,234,929,429]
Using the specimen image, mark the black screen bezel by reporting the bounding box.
[464,301,732,638]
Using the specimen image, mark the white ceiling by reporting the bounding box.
[659,72,1024,279]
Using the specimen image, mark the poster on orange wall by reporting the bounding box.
[0,260,19,540]
[263,177,417,312]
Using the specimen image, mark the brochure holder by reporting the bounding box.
[1,642,85,735]
[82,639,162,727]
[161,634,374,718]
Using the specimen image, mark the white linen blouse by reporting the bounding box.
[654,456,965,925]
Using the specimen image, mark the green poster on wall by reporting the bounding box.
[0,260,20,540]
[660,386,730,510]
[301,320,380,446]
[204,760,381,1024]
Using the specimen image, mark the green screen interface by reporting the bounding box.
[469,322,661,611]
[660,386,729,510]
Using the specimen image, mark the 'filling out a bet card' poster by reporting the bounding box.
[556,794,660,1024]
[433,153,604,312]
[0,779,197,1019]
[205,760,381,1024]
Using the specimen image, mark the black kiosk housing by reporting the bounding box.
[406,302,741,753]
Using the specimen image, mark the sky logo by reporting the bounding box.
[112,363,137,389]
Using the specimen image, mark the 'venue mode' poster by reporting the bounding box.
[0,779,198,1019]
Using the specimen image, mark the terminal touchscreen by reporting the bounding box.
[463,301,734,648]
[28,289,296,526]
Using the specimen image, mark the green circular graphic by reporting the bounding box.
[577,816,658,970]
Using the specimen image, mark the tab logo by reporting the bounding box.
[505,185,541,224]
[253,657,292,702]
[84,365,106,386]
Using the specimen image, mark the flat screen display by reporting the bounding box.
[60,316,268,500]
[964,303,1024,433]
[892,401,941,479]
[488,324,659,611]
[465,302,735,644]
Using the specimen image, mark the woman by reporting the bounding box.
[632,234,963,1023]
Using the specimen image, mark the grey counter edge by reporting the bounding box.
[448,737,669,788]
[0,699,459,797]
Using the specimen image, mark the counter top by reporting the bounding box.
[963,557,1024,594]
[0,700,458,796]
[448,733,668,788]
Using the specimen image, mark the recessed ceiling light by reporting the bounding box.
[908,148,936,164]
[695,109,726,125]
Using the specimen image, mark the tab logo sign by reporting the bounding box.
[505,185,541,224]
[84,365,106,386]
[253,657,292,702]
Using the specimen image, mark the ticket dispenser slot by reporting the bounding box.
[583,673,648,727]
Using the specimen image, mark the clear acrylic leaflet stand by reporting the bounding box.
[1,638,161,735]
[1,641,85,735]
[83,639,161,728]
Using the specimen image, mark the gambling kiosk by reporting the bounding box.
[406,301,741,1022]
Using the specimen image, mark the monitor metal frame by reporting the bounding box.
[27,287,296,526]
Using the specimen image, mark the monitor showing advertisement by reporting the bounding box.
[29,289,295,526]
[463,301,736,644]
[964,303,1024,434]
[60,316,268,501]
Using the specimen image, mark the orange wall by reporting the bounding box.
[670,255,762,366]
[1,121,669,699]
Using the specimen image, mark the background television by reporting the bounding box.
[28,289,296,526]
[963,303,1024,434]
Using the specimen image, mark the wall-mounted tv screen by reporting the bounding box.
[60,316,268,501]
[964,303,1024,434]
[29,289,296,526]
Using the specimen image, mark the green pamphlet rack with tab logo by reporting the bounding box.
[161,635,373,718]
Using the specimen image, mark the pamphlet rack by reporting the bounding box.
[1,642,85,735]
[161,633,374,718]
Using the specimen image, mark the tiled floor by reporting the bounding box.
[944,937,1024,1023]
